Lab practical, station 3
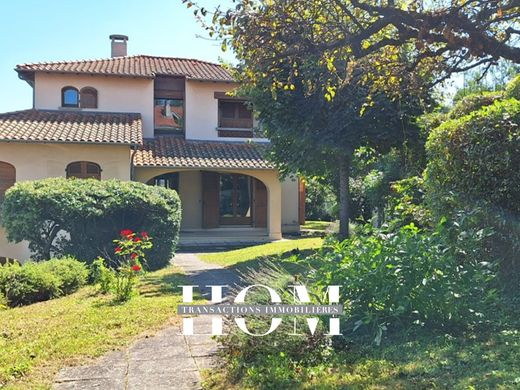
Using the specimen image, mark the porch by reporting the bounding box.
[178,226,274,250]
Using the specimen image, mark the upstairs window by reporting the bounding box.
[154,98,184,132]
[66,161,101,180]
[62,87,79,107]
[80,87,98,109]
[218,100,253,129]
[0,162,15,201]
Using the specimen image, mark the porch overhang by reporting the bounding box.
[133,136,274,170]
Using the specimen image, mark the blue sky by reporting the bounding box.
[0,0,235,112]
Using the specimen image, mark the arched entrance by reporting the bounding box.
[201,172,267,228]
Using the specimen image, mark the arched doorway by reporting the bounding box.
[201,172,267,229]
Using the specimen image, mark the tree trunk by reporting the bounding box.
[338,154,352,240]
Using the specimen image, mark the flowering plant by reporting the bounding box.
[112,230,153,301]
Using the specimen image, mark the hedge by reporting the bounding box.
[1,178,182,270]
[0,257,88,307]
[426,98,520,215]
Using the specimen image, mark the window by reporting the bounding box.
[146,173,179,192]
[80,87,98,108]
[218,100,253,129]
[66,161,101,180]
[154,98,184,131]
[62,86,79,107]
[0,162,15,200]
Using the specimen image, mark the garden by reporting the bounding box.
[0,179,189,388]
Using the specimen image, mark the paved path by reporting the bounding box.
[53,253,239,390]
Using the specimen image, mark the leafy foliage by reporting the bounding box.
[304,178,337,221]
[448,91,503,119]
[384,176,432,231]
[426,98,520,215]
[188,0,520,93]
[299,221,497,344]
[1,178,181,270]
[505,74,520,99]
[0,257,88,307]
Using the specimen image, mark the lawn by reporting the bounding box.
[301,220,334,231]
[198,237,323,267]
[204,328,520,389]
[0,266,192,390]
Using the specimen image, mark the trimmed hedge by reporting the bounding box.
[1,178,182,270]
[448,91,503,119]
[426,98,520,215]
[0,257,88,307]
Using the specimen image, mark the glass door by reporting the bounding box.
[219,174,252,225]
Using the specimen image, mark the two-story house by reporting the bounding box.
[0,35,304,260]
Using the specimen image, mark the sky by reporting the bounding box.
[0,0,236,112]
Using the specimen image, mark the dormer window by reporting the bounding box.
[80,87,98,109]
[62,87,79,107]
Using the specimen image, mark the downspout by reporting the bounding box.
[130,145,137,181]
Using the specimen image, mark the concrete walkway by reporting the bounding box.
[53,253,239,390]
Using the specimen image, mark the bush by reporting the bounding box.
[505,74,520,99]
[426,99,520,215]
[448,91,502,119]
[1,178,182,270]
[385,176,432,231]
[0,257,87,307]
[298,222,498,344]
[425,98,520,278]
[90,257,115,294]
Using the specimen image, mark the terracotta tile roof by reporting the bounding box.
[0,109,142,145]
[134,137,273,170]
[16,55,234,82]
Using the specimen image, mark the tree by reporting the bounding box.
[246,59,424,238]
[188,0,520,91]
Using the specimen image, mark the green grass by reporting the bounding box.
[198,237,323,267]
[0,266,191,390]
[301,220,334,231]
[204,328,520,390]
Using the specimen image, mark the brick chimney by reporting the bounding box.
[109,34,128,57]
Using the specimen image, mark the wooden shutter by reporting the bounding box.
[298,179,306,225]
[202,171,220,228]
[253,179,267,228]
[66,161,101,180]
[0,162,15,199]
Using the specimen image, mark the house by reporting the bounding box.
[0,35,304,260]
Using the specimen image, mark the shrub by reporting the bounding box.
[505,74,520,99]
[448,91,502,119]
[90,257,115,294]
[1,178,181,270]
[298,222,498,344]
[0,257,87,307]
[36,257,89,295]
[385,176,432,231]
[425,98,520,277]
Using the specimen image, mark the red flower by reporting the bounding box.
[134,237,141,243]
[131,264,141,272]
[115,247,122,254]
[130,253,138,260]
[141,231,149,239]
[120,229,133,237]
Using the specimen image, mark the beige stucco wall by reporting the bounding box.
[34,73,155,138]
[184,80,266,142]
[134,167,283,239]
[281,176,300,233]
[0,142,132,261]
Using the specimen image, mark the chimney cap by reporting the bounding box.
[109,34,129,41]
